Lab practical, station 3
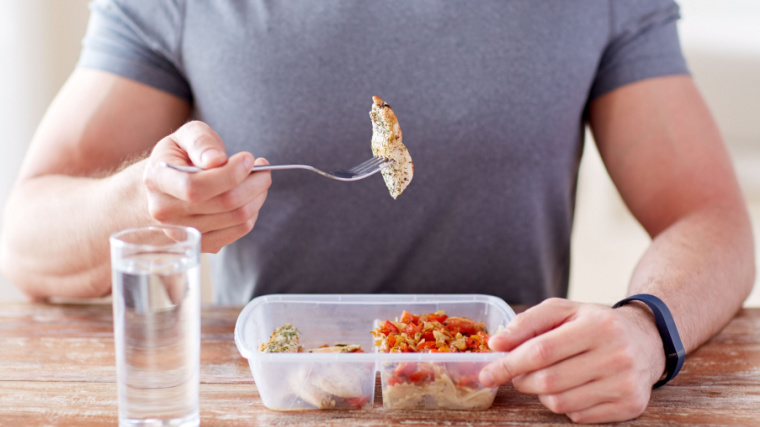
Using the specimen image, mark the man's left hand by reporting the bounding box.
[479,298,667,423]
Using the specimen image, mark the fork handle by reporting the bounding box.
[160,162,309,173]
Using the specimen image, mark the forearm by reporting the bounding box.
[0,161,152,299]
[628,202,755,353]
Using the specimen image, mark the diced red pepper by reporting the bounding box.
[417,341,437,351]
[444,317,476,335]
[345,396,370,409]
[395,362,417,376]
[427,313,448,323]
[407,365,434,383]
[400,310,420,324]
[387,334,397,349]
[456,374,479,388]
[384,320,399,335]
[466,336,479,349]
[404,322,421,337]
[407,371,426,383]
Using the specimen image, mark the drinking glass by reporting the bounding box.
[110,225,201,427]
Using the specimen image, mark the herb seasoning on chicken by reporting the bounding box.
[258,324,369,409]
[369,96,413,199]
[259,323,302,353]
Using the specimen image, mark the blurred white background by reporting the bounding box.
[0,1,758,306]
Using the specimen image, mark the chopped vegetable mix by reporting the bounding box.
[371,310,490,353]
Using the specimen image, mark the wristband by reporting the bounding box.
[613,293,685,388]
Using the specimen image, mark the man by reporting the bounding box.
[0,1,753,423]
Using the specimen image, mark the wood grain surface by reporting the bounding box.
[1,303,759,426]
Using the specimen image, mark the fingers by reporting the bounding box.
[537,380,607,416]
[539,376,650,423]
[479,298,583,387]
[189,191,267,232]
[566,400,649,424]
[497,337,600,393]
[482,300,660,424]
[512,349,606,395]
[142,121,272,252]
[150,151,255,203]
[146,161,270,226]
[161,157,269,219]
[172,120,228,168]
[200,221,257,254]
[479,309,591,387]
[192,158,271,214]
[489,298,578,352]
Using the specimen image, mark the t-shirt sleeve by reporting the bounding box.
[589,0,689,100]
[77,0,192,102]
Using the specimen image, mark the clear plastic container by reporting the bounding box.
[234,294,516,411]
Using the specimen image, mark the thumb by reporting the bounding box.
[172,121,228,168]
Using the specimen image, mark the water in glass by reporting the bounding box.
[113,252,200,427]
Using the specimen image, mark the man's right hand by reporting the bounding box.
[1,69,271,299]
[143,121,272,253]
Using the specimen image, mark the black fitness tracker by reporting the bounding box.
[613,293,686,388]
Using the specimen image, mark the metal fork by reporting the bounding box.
[160,156,394,182]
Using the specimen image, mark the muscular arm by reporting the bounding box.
[589,74,755,351]
[0,68,191,299]
[1,68,272,301]
[480,75,754,423]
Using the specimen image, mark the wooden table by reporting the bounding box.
[1,303,759,426]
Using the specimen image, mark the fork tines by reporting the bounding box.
[347,156,391,174]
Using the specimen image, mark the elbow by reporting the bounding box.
[0,234,44,301]
[735,210,756,305]
[741,235,756,303]
[0,195,41,299]
[0,231,17,286]
[0,230,110,301]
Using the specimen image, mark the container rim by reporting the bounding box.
[234,293,516,360]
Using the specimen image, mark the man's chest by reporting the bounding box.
[181,1,608,170]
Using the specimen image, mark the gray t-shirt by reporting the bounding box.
[79,0,688,305]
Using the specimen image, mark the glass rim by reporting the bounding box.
[109,225,201,250]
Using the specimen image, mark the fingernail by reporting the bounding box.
[201,149,223,167]
[488,336,500,348]
[244,155,254,170]
[480,369,495,387]
[489,333,507,349]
